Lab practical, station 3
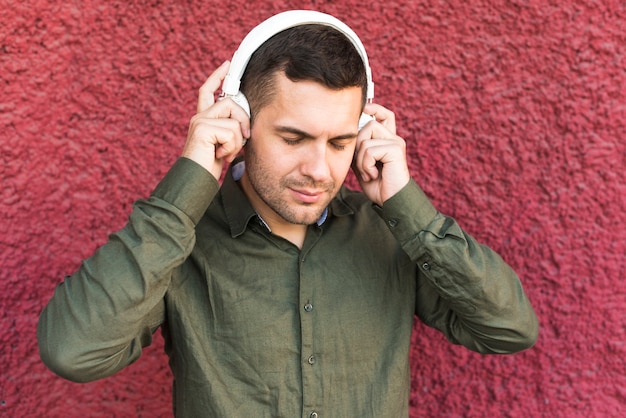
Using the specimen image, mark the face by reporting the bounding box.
[240,72,363,229]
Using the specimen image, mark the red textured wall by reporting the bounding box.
[2,1,625,416]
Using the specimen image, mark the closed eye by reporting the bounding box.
[283,137,302,146]
[330,138,355,151]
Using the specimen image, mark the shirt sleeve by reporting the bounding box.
[378,179,539,354]
[37,157,219,382]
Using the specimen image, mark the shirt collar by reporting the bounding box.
[221,159,353,238]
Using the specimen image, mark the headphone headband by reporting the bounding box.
[222,10,374,101]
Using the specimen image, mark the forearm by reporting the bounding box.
[37,158,218,381]
[413,221,538,353]
[380,179,539,353]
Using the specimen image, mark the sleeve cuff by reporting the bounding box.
[377,179,438,244]
[151,157,219,224]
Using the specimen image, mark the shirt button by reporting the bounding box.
[310,412,318,418]
[422,262,431,271]
[387,219,398,228]
[304,303,313,312]
[307,355,316,365]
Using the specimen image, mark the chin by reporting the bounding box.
[281,206,327,226]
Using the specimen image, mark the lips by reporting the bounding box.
[290,188,325,203]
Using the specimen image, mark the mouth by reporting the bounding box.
[289,188,326,204]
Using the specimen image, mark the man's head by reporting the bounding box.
[240,24,369,122]
[237,24,368,230]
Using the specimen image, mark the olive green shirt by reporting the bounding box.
[38,157,538,417]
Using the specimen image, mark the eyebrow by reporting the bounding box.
[274,125,358,141]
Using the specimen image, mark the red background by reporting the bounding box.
[2,1,625,416]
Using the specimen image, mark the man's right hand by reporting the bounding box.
[182,61,250,180]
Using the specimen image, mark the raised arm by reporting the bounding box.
[38,62,250,381]
[380,180,539,353]
[356,103,538,353]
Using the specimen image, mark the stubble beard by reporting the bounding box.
[245,149,337,226]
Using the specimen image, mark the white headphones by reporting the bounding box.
[221,10,375,129]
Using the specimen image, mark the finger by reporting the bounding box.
[197,60,231,113]
[219,97,251,139]
[363,103,396,135]
[196,96,251,139]
[190,117,247,159]
[357,149,382,183]
[210,120,247,162]
[354,134,404,182]
[353,134,381,182]
[353,123,375,177]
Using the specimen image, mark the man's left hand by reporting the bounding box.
[352,103,411,206]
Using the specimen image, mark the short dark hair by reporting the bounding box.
[240,24,368,122]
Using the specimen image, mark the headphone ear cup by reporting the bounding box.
[358,112,375,130]
[229,92,251,118]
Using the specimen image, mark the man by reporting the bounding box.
[38,14,538,417]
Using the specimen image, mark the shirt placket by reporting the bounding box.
[299,226,323,418]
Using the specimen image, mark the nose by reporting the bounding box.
[300,142,331,182]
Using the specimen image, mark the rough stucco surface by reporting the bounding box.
[1,0,624,416]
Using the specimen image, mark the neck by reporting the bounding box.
[269,223,307,249]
